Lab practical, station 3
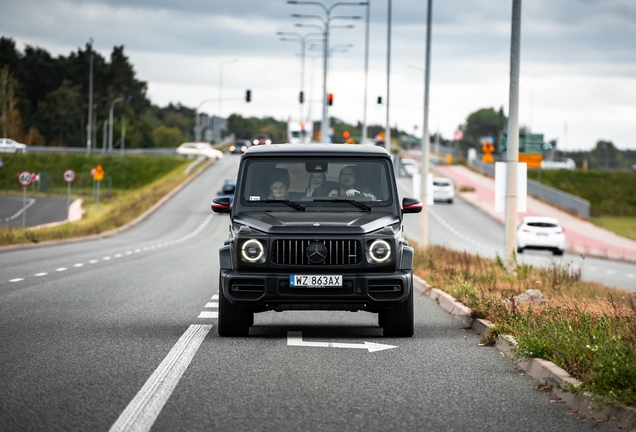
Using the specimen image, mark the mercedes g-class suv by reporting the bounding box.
[211,144,422,337]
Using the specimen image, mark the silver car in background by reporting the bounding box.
[432,177,454,204]
[0,138,27,153]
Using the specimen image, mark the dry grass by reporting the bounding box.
[412,243,636,407]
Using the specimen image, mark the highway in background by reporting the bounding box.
[0,154,613,432]
[397,174,636,292]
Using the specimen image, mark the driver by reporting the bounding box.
[328,166,376,200]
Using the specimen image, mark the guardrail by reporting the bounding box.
[470,158,591,219]
[26,146,179,156]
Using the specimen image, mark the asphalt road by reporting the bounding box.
[0,155,618,431]
[0,194,69,229]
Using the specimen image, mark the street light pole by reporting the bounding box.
[288,1,368,143]
[86,38,94,156]
[109,96,125,152]
[219,58,238,118]
[419,0,433,248]
[385,0,392,153]
[504,0,522,266]
[361,0,370,144]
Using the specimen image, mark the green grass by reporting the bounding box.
[591,216,636,241]
[528,169,636,217]
[0,154,197,247]
[413,243,636,408]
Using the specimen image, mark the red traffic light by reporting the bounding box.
[328,93,333,106]
[342,131,350,139]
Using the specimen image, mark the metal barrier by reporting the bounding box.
[26,147,178,156]
[471,159,591,219]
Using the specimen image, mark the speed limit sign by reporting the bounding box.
[17,170,34,187]
[63,169,76,183]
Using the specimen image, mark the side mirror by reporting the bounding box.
[211,196,231,213]
[402,197,422,214]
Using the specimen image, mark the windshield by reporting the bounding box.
[240,157,393,209]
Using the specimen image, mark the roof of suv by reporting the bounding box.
[244,143,390,157]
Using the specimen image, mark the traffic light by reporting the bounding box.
[328,93,333,106]
[376,96,382,108]
[299,91,304,104]
[342,131,350,139]
[245,89,251,102]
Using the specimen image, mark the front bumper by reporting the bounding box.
[220,270,412,312]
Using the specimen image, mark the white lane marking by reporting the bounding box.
[125,251,132,255]
[628,274,634,279]
[115,254,122,258]
[211,295,219,300]
[287,331,398,353]
[103,257,111,261]
[204,302,219,308]
[56,268,67,272]
[134,249,141,253]
[74,263,84,267]
[35,272,47,277]
[198,311,218,319]
[109,324,212,432]
[9,278,24,282]
[606,270,615,275]
[89,260,99,264]
[5,197,36,221]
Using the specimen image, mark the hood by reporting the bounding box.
[233,211,399,235]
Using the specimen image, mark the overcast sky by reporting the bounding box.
[2,0,636,150]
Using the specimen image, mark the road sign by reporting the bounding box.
[17,170,33,187]
[453,129,464,141]
[63,169,76,183]
[93,165,104,181]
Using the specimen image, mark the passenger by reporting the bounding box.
[305,172,339,197]
[268,180,289,200]
[328,166,376,200]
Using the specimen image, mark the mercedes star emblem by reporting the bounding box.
[306,242,327,263]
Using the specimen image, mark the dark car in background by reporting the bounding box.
[217,179,237,206]
[228,139,252,154]
[252,133,272,146]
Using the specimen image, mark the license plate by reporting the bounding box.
[290,275,342,288]
[537,232,549,236]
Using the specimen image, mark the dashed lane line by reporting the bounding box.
[5,215,213,284]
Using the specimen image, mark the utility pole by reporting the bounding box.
[419,0,432,248]
[86,38,94,156]
[504,0,522,266]
[361,0,370,144]
[385,0,392,153]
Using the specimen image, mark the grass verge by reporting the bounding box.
[591,216,636,242]
[0,159,200,247]
[413,243,636,408]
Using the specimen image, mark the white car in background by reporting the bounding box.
[517,216,565,256]
[176,142,223,160]
[432,177,454,203]
[0,138,27,153]
[401,158,420,176]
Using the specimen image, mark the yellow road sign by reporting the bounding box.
[93,165,104,181]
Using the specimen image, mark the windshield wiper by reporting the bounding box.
[264,199,306,211]
[313,199,372,211]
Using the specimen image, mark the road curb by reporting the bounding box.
[0,157,214,253]
[412,274,636,430]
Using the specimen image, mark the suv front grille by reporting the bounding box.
[271,239,362,265]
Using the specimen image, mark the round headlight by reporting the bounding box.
[229,145,235,152]
[241,239,264,262]
[369,239,391,263]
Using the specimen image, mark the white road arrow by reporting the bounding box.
[287,331,397,353]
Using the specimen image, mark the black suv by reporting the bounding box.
[211,144,422,337]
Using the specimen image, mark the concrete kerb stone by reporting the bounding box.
[413,274,636,430]
[0,157,214,253]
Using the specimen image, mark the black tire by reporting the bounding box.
[554,248,564,256]
[218,277,253,337]
[517,247,524,254]
[448,199,454,204]
[380,283,414,337]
